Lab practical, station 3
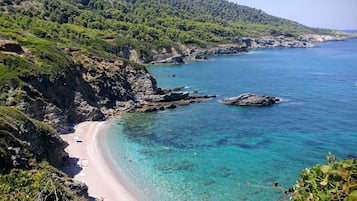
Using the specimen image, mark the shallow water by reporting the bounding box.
[104,39,357,201]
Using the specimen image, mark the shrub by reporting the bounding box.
[291,154,357,201]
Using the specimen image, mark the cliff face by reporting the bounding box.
[0,107,88,200]
[0,107,67,173]
[4,50,160,133]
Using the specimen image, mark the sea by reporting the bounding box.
[102,38,357,201]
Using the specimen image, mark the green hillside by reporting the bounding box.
[0,0,337,66]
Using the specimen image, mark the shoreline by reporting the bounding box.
[60,121,140,201]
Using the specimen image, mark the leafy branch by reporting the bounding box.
[291,153,357,201]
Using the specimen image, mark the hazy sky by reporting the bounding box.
[231,0,357,30]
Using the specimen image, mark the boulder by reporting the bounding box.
[150,54,184,64]
[221,93,280,106]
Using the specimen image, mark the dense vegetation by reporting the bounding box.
[0,0,335,66]
[0,106,86,200]
[291,154,357,201]
[0,0,340,86]
[0,162,85,201]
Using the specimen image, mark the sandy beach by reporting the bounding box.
[61,121,139,201]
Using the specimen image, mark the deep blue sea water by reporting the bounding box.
[103,39,357,201]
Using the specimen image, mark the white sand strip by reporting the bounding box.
[61,121,139,201]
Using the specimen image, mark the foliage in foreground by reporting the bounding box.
[0,162,85,201]
[291,154,357,201]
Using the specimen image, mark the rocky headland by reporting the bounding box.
[221,93,280,106]
[234,32,357,49]
[145,31,357,64]
[0,42,215,134]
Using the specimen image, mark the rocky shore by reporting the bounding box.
[0,42,215,134]
[146,31,357,64]
[235,32,357,49]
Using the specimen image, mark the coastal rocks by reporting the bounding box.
[137,93,216,112]
[220,93,280,106]
[301,32,357,42]
[150,54,184,64]
[0,46,215,133]
[234,31,357,49]
[121,46,185,64]
[64,180,89,198]
[235,37,315,48]
[185,45,247,60]
[0,107,68,173]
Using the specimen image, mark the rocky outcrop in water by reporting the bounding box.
[221,93,280,106]
[137,93,216,112]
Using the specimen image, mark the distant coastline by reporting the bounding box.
[149,31,357,65]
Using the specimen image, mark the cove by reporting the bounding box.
[104,39,357,201]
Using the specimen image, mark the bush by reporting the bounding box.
[291,154,357,201]
[0,162,84,201]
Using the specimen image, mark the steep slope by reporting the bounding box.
[0,41,161,133]
[0,107,88,200]
[0,107,67,173]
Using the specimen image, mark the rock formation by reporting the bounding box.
[235,37,315,48]
[0,107,68,173]
[0,107,89,199]
[220,93,280,106]
[184,45,248,60]
[0,40,24,54]
[1,47,214,133]
[150,54,184,64]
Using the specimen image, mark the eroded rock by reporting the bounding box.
[221,93,280,106]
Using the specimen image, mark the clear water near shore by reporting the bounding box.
[103,39,357,201]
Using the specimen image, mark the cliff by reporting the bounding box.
[1,42,211,133]
[1,52,152,133]
[0,106,88,200]
[0,106,67,173]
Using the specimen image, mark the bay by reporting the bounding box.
[104,39,357,201]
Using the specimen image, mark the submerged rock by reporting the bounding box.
[156,161,194,171]
[220,93,280,106]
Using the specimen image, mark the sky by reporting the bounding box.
[231,0,357,30]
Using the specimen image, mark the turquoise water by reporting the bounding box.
[104,39,357,201]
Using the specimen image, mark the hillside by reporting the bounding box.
[0,106,88,200]
[1,0,353,64]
